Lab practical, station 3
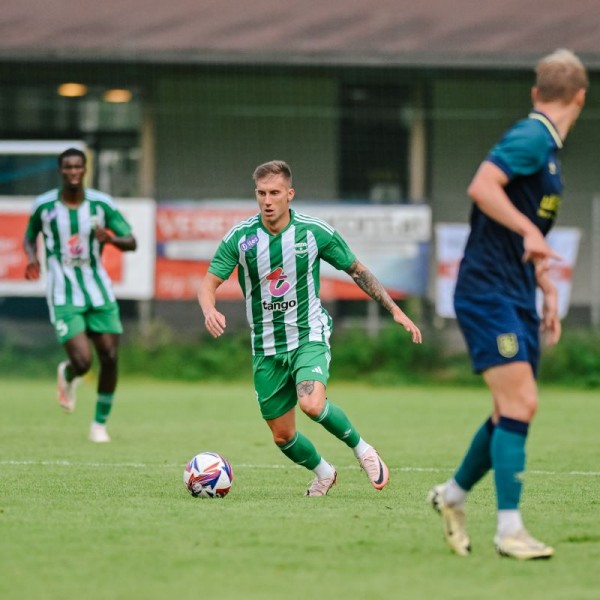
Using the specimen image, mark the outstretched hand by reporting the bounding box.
[392,307,422,344]
[522,228,562,264]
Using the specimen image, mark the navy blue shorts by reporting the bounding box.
[454,293,541,376]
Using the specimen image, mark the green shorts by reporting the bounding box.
[252,342,331,420]
[51,302,123,343]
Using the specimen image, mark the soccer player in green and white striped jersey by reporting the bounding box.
[24,147,137,443]
[199,160,422,496]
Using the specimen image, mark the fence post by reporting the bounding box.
[591,195,600,328]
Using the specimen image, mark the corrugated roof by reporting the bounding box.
[2,0,600,69]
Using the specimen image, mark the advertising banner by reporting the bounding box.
[0,197,155,300]
[434,222,581,319]
[155,201,431,301]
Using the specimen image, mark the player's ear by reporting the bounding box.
[531,86,538,104]
[288,187,295,201]
[575,87,586,108]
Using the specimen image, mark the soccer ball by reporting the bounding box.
[183,451,234,498]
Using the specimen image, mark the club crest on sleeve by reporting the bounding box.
[497,333,519,358]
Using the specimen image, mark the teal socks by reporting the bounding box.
[454,417,495,491]
[491,416,529,510]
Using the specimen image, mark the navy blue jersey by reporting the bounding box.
[455,111,563,308]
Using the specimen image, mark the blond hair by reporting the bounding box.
[535,49,588,103]
[252,160,292,186]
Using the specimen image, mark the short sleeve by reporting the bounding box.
[487,120,549,179]
[104,205,133,237]
[208,237,239,280]
[320,231,356,271]
[25,205,42,242]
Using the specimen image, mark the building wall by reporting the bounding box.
[2,61,599,316]
[153,72,339,201]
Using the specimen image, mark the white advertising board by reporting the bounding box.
[434,222,581,319]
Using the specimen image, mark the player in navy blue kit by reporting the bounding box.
[428,49,588,559]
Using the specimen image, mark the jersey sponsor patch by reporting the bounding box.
[497,333,519,358]
[239,234,259,252]
[262,299,297,312]
[68,234,85,257]
[537,194,561,219]
[266,267,290,297]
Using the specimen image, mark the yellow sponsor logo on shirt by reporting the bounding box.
[538,194,561,219]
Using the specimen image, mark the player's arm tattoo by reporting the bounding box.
[346,260,397,313]
[297,380,316,397]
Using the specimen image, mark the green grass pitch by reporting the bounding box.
[1,378,599,599]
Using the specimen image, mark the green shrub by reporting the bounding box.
[538,330,600,388]
[1,320,597,388]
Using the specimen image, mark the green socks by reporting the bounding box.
[94,393,114,425]
[311,401,360,448]
[277,431,321,470]
[277,401,362,471]
[64,363,76,382]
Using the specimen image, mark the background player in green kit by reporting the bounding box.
[24,147,137,443]
[199,160,422,496]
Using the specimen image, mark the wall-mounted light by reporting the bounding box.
[57,82,88,97]
[103,89,132,103]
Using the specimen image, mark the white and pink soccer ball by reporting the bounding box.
[183,451,234,498]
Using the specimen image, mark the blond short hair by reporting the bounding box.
[535,49,589,103]
[252,160,292,186]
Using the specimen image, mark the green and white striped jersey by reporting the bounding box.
[25,188,132,309]
[209,209,356,356]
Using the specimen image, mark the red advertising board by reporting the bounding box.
[0,211,123,282]
[155,204,254,300]
[0,214,29,280]
[0,198,155,299]
[155,201,431,301]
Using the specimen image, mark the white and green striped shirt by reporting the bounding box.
[209,209,356,356]
[26,188,132,310]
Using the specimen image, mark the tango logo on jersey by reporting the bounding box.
[497,333,519,358]
[266,267,290,297]
[240,234,259,253]
[262,299,297,312]
[67,234,84,257]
